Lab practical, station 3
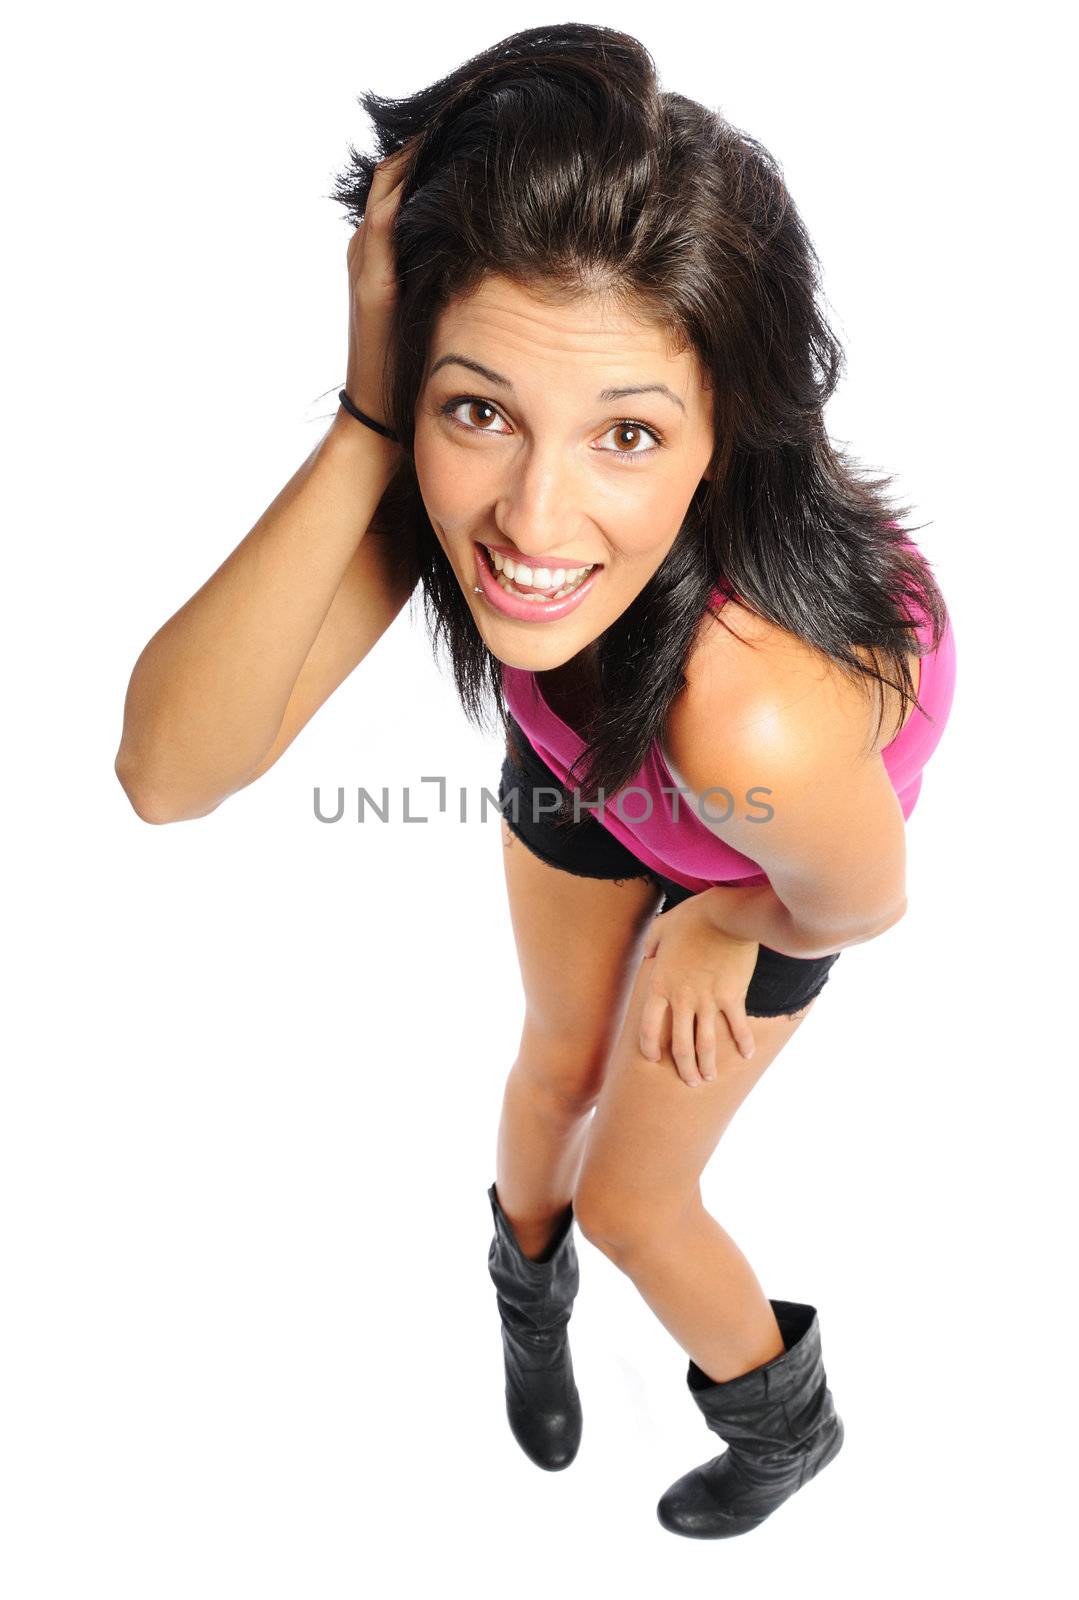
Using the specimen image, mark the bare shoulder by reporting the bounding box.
[664,599,919,785]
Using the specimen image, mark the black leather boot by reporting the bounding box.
[486,1181,583,1471]
[657,1299,844,1538]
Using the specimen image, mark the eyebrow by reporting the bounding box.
[428,352,687,413]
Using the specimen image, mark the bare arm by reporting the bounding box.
[663,643,909,959]
[116,138,424,824]
[114,411,413,823]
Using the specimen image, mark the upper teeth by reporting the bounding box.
[484,546,596,588]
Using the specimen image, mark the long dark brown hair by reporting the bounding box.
[326,21,949,811]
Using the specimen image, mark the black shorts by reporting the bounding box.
[497,714,841,1020]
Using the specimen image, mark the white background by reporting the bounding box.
[3,2,1074,1595]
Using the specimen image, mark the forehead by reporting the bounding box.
[428,274,703,388]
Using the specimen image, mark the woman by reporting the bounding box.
[116,24,956,1540]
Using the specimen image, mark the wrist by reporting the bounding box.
[328,400,403,456]
[342,372,395,426]
[699,884,765,935]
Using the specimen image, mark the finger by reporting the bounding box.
[671,997,705,1087]
[357,144,417,257]
[696,1005,718,1082]
[369,137,420,202]
[722,1003,756,1061]
[355,145,417,285]
[638,990,669,1063]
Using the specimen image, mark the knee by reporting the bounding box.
[572,1177,683,1264]
[512,1029,608,1117]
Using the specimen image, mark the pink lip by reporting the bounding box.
[479,538,602,569]
[472,541,602,624]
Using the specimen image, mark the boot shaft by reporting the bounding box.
[487,1182,580,1338]
[686,1299,839,1456]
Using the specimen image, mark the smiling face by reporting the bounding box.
[411,274,716,673]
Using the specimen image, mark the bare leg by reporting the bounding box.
[495,818,662,1259]
[575,954,819,1381]
[494,1044,596,1258]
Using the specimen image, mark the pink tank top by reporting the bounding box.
[501,584,957,893]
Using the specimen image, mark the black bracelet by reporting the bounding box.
[338,389,400,443]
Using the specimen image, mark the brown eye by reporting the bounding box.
[439,395,663,464]
[440,396,511,433]
[597,420,662,463]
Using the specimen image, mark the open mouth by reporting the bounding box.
[477,541,601,602]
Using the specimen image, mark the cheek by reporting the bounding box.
[608,489,680,563]
[410,425,438,498]
[413,428,482,523]
[412,435,453,522]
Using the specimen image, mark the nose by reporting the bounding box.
[494,457,593,567]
